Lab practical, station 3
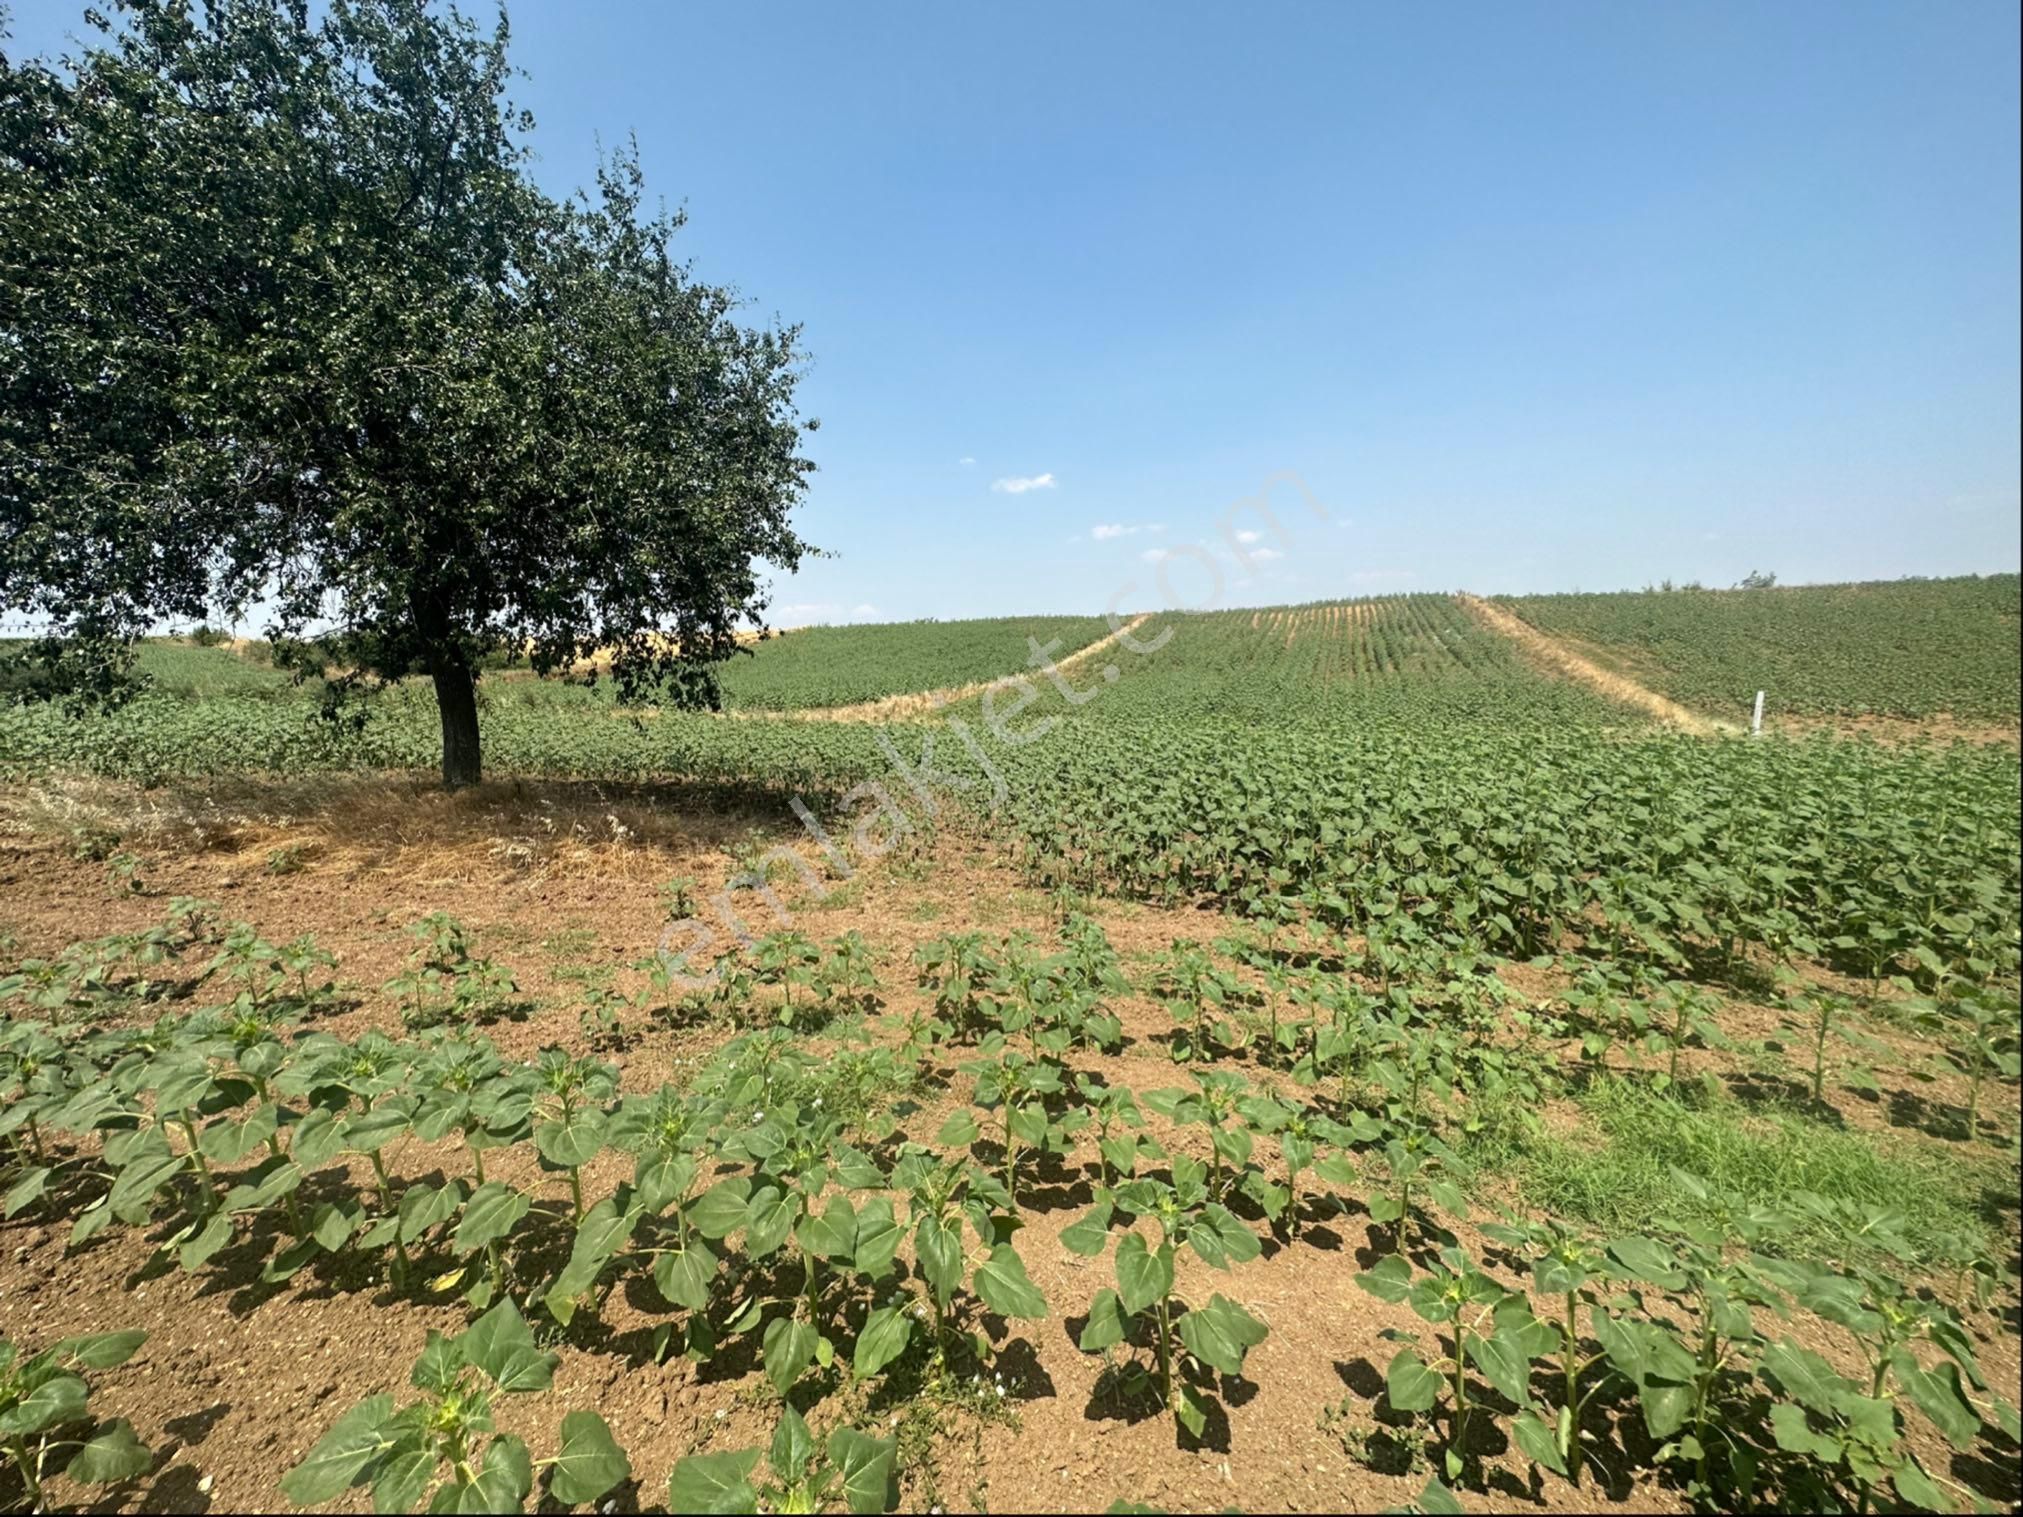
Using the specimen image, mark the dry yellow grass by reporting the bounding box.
[0,773,778,886]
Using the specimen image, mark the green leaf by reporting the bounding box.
[826,1427,896,1515]
[200,1102,279,1164]
[460,1433,532,1511]
[1187,1203,1260,1269]
[1115,1233,1173,1316]
[372,1443,435,1514]
[1175,1294,1268,1377]
[653,1240,718,1312]
[668,1449,761,1514]
[1761,1339,1846,1415]
[974,1246,1048,1319]
[742,1186,796,1259]
[1894,1351,1980,1450]
[935,1109,980,1147]
[570,1196,642,1269]
[1893,1454,1953,1513]
[176,1210,235,1271]
[1078,1288,1128,1352]
[797,1194,857,1261]
[1509,1408,1568,1476]
[1471,1327,1535,1407]
[1384,1349,1441,1413]
[763,1316,817,1394]
[281,1394,395,1506]
[411,1333,464,1393]
[0,1372,85,1437]
[398,1182,463,1245]
[64,1418,152,1485]
[3,1165,50,1218]
[312,1200,362,1253]
[1769,1401,1838,1460]
[768,1404,816,1484]
[854,1306,912,1380]
[548,1410,629,1506]
[1355,1254,1413,1304]
[689,1178,754,1239]
[460,1299,554,1393]
[54,1330,147,1370]
[635,1153,698,1215]
[342,1106,411,1154]
[452,1183,528,1256]
[1606,1235,1687,1290]
[851,1197,904,1279]
[1060,1204,1113,1257]
[915,1216,963,1305]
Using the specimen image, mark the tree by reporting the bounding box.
[0,0,816,787]
[1737,569,1778,590]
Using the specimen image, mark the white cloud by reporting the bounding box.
[1234,529,1263,545]
[991,472,1056,495]
[1139,547,1170,564]
[1092,521,1165,540]
[958,456,976,466]
[771,600,882,625]
[1250,547,1284,562]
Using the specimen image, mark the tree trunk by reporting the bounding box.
[428,645,483,790]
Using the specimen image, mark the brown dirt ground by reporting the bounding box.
[0,781,2016,1514]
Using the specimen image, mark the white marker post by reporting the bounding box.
[1751,690,1765,736]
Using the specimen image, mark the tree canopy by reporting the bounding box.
[0,0,816,786]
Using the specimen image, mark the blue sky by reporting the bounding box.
[13,0,2022,622]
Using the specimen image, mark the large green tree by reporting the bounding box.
[0,0,815,786]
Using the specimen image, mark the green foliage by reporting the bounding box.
[0,0,817,787]
[384,914,518,1031]
[1501,574,2023,720]
[280,1300,627,1512]
[0,1329,150,1509]
[667,1406,897,1514]
[717,616,1114,711]
[1070,1162,1268,1439]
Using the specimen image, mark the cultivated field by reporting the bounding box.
[1,582,2018,1515]
[1498,574,2022,729]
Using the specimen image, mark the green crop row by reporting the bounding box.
[1498,575,2023,721]
[3,901,2016,1513]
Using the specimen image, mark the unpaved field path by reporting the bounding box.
[1455,593,1736,734]
[753,614,1152,723]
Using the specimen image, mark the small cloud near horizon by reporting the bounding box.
[1092,522,1166,540]
[991,472,1056,494]
[772,601,884,625]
